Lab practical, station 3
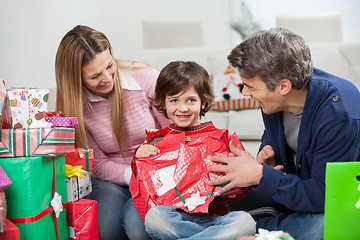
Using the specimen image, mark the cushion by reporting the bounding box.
[211,99,259,111]
[309,43,352,80]
[228,109,264,140]
[210,66,259,111]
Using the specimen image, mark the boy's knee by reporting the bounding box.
[145,205,166,224]
[232,211,256,234]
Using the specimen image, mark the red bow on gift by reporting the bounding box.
[43,111,64,117]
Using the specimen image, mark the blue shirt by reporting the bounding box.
[255,68,360,213]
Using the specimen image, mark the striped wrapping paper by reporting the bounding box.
[0,127,75,157]
[210,98,259,111]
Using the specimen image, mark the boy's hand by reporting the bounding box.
[135,144,160,158]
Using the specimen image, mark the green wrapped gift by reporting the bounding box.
[324,162,360,240]
[0,155,69,239]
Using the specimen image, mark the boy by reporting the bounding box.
[130,61,256,240]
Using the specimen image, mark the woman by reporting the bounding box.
[55,25,171,240]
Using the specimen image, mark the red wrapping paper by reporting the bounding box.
[0,192,6,232]
[67,199,98,240]
[0,219,20,240]
[43,111,64,117]
[130,128,251,221]
[65,148,93,172]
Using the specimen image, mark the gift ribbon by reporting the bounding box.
[9,156,67,240]
[77,148,92,171]
[83,148,91,171]
[255,228,295,240]
[65,164,87,178]
[174,181,230,206]
[43,111,64,117]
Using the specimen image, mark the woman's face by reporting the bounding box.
[82,49,116,98]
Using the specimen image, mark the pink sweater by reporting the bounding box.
[83,62,171,185]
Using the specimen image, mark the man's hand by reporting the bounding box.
[135,144,160,158]
[256,145,284,171]
[208,141,263,195]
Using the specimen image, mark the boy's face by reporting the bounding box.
[165,85,205,127]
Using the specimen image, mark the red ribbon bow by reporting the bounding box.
[43,111,64,117]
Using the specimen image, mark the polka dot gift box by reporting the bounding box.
[7,88,49,128]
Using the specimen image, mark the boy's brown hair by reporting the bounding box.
[153,61,214,118]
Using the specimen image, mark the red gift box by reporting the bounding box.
[0,219,20,240]
[130,129,251,221]
[68,199,98,240]
[65,148,93,172]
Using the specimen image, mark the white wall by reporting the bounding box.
[1,0,359,111]
[231,0,360,43]
[0,0,232,111]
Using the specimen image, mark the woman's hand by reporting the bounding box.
[135,144,160,158]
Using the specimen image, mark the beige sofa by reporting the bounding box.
[119,42,360,156]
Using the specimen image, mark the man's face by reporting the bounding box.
[240,74,284,115]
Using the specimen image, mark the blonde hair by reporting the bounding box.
[55,25,127,152]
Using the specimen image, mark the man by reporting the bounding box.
[208,28,360,240]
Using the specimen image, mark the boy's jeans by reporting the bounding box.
[256,212,324,240]
[145,205,256,240]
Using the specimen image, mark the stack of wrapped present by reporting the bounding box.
[0,80,98,240]
[65,148,99,240]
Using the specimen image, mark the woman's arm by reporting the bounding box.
[86,128,132,186]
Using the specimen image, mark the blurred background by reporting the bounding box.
[0,0,359,110]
